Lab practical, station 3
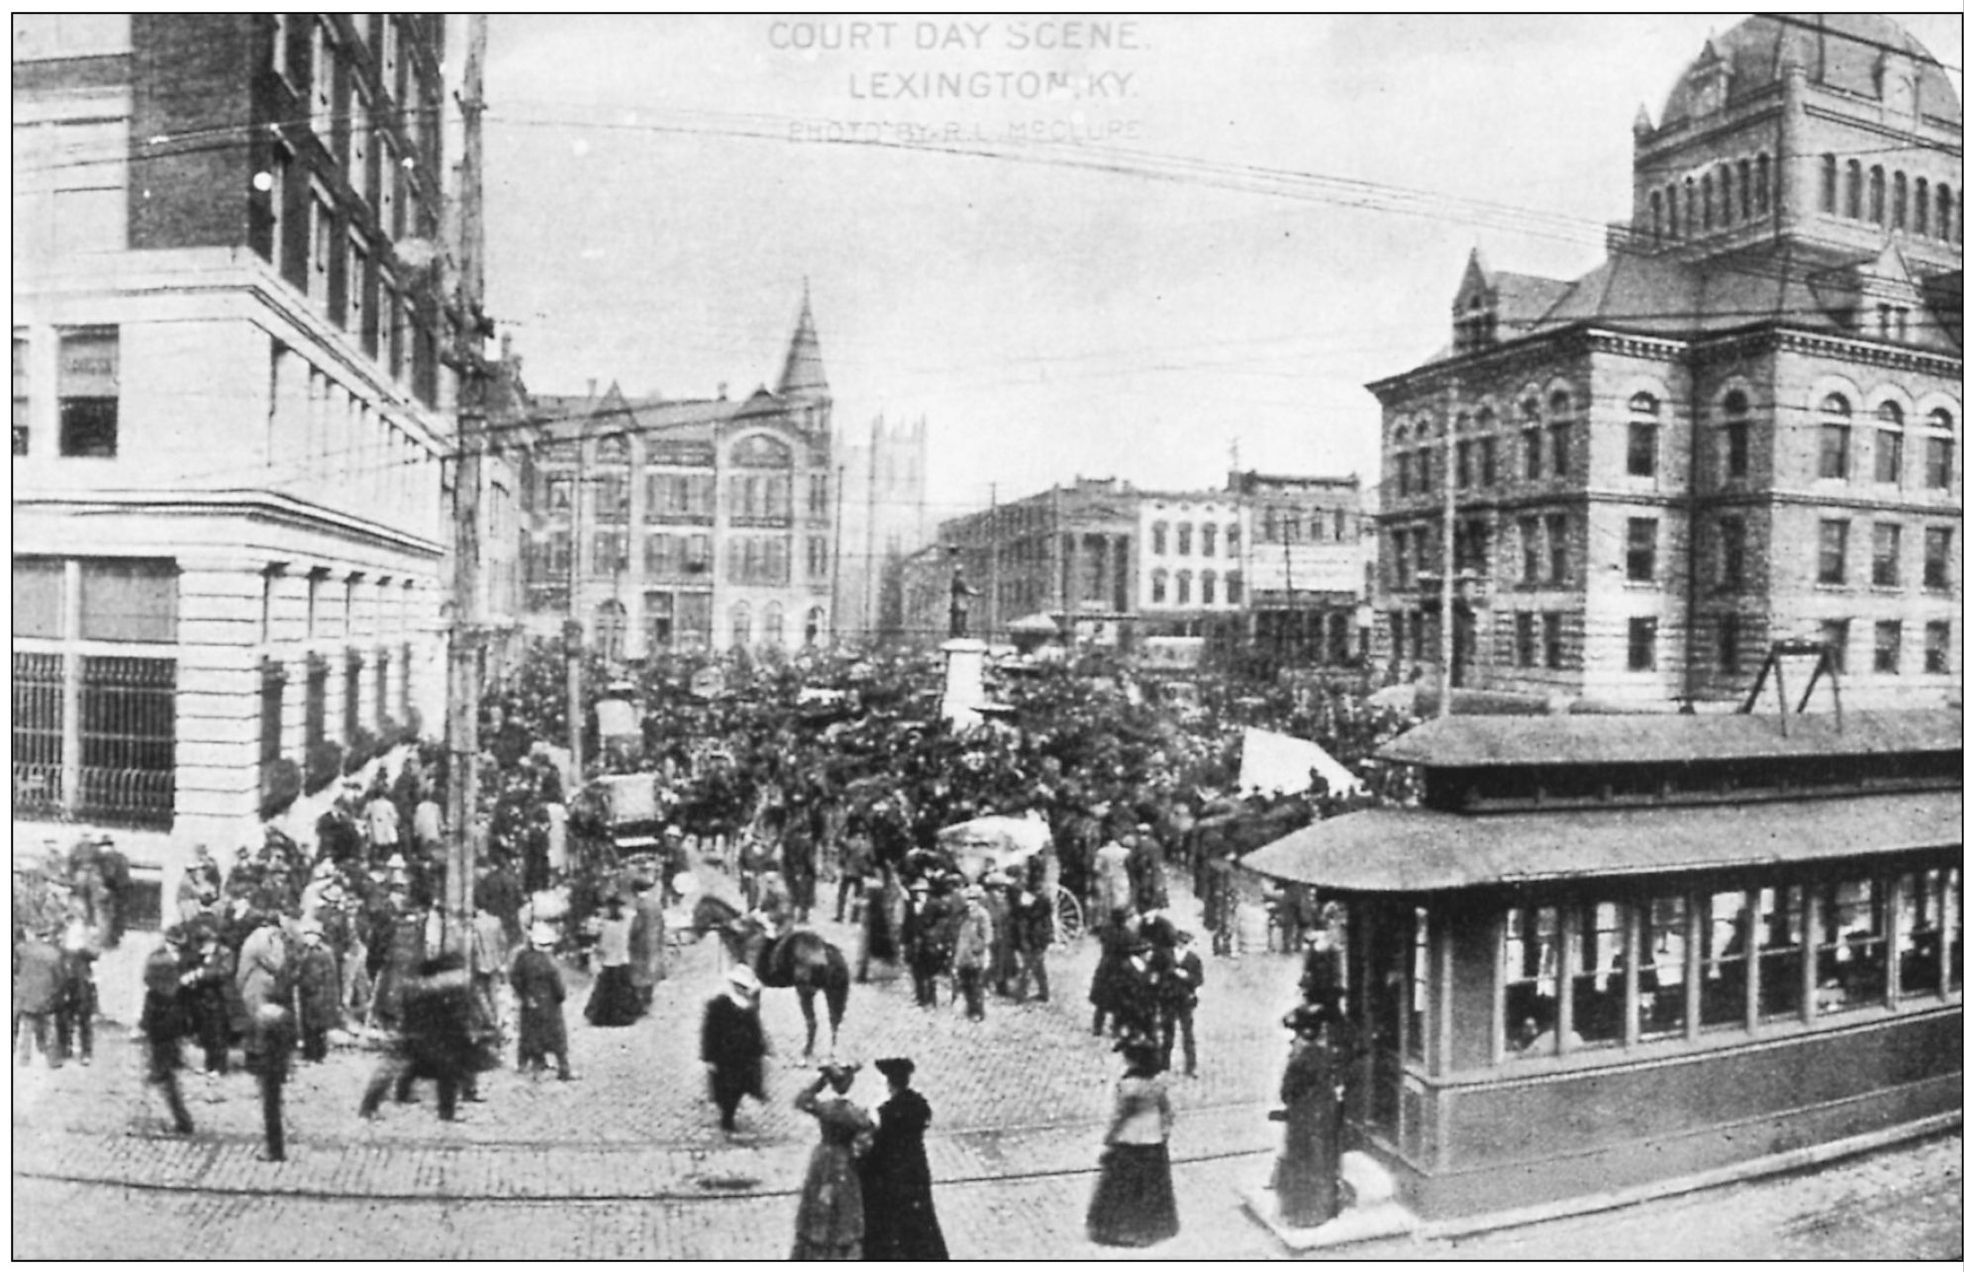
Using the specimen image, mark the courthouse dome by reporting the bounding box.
[1657,13,1961,128]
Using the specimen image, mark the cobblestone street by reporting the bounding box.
[15,872,1963,1259]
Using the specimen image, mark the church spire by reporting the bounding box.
[776,279,829,401]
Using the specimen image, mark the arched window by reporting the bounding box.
[1175,570,1192,606]
[1914,177,1930,236]
[1176,522,1193,555]
[1939,184,1954,244]
[1892,171,1909,230]
[1846,159,1864,219]
[1755,154,1771,216]
[763,601,785,647]
[1650,190,1664,244]
[1150,568,1168,605]
[1875,401,1905,485]
[1722,163,1736,224]
[1819,155,1836,215]
[1818,393,1852,480]
[1927,409,1955,491]
[1151,520,1168,556]
[1627,393,1659,477]
[1735,159,1751,217]
[1666,184,1679,238]
[1520,395,1543,480]
[1225,570,1243,605]
[1868,166,1886,225]
[1201,570,1217,606]
[1723,388,1751,480]
[1201,523,1217,557]
[804,607,825,646]
[1700,173,1715,231]
[730,602,751,647]
[1225,522,1241,556]
[1684,177,1697,232]
[1548,390,1573,478]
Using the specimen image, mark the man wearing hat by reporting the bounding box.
[1007,865,1053,1004]
[699,964,769,1133]
[140,928,196,1133]
[1157,930,1205,1078]
[981,873,1016,999]
[951,884,995,1022]
[94,833,130,948]
[13,923,62,1067]
[293,920,341,1063]
[509,922,573,1081]
[180,923,235,1075]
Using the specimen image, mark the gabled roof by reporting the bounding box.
[1376,708,1961,769]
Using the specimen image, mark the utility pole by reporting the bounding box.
[442,13,490,956]
[1281,511,1296,671]
[565,432,586,789]
[1440,382,1458,717]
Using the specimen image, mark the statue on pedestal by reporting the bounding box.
[948,565,977,639]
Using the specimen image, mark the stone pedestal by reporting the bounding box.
[940,638,988,728]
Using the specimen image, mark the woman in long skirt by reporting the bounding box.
[583,897,641,1027]
[859,1056,949,1260]
[790,1063,875,1260]
[1086,1040,1179,1247]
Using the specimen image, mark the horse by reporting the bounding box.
[692,895,850,1062]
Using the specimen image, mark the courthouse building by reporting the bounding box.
[1371,13,1962,708]
[12,15,457,902]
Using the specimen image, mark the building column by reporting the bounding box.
[172,555,269,886]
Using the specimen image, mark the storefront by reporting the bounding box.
[1243,710,1961,1221]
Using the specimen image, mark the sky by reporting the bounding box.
[478,13,1963,522]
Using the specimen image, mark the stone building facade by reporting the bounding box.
[514,293,836,657]
[12,15,456,899]
[1371,13,1962,708]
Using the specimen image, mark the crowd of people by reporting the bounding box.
[16,635,1420,1246]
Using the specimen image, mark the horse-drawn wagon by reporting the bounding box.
[934,814,1084,946]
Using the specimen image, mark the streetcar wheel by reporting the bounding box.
[1052,888,1084,946]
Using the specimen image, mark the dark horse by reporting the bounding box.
[692,895,850,1061]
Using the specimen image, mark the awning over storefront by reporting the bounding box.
[1376,709,1961,769]
[1240,789,1963,892]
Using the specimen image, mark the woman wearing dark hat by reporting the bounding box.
[1271,1005,1343,1227]
[1085,1039,1179,1248]
[583,894,641,1027]
[789,1061,875,1260]
[859,1056,949,1261]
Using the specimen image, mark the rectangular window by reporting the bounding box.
[77,654,175,827]
[57,327,119,458]
[1927,527,1954,591]
[348,233,370,348]
[1925,621,1950,674]
[1755,885,1806,1022]
[645,532,676,577]
[1876,427,1903,484]
[1522,427,1542,480]
[1726,419,1749,479]
[1819,877,1888,1015]
[311,20,336,151]
[1898,868,1948,999]
[1455,439,1472,490]
[1872,523,1901,587]
[1479,436,1497,486]
[1719,516,1745,589]
[1501,904,1559,1056]
[79,560,178,643]
[1545,514,1568,584]
[1817,519,1848,585]
[1542,611,1564,669]
[1518,517,1539,584]
[1627,421,1657,477]
[1392,530,1410,590]
[1717,611,1742,674]
[1820,618,1849,672]
[1514,611,1536,668]
[1627,616,1657,671]
[1395,452,1411,498]
[309,187,334,301]
[1626,517,1657,583]
[1549,421,1570,477]
[1570,901,1628,1048]
[1818,420,1850,479]
[351,87,371,200]
[380,273,400,377]
[1874,620,1901,673]
[13,331,30,457]
[1638,896,1689,1040]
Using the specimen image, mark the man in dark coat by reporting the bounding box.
[1157,929,1204,1078]
[13,926,63,1066]
[181,926,236,1074]
[293,922,341,1063]
[54,919,98,1067]
[359,952,478,1122]
[139,930,195,1133]
[859,1056,950,1261]
[247,1001,297,1161]
[94,835,130,947]
[1007,865,1053,1003]
[509,922,573,1080]
[699,964,768,1133]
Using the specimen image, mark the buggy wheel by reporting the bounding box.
[1051,887,1084,947]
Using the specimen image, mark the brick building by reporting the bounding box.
[1230,470,1372,666]
[513,291,837,657]
[905,477,1138,649]
[1371,13,1962,708]
[12,15,457,899]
